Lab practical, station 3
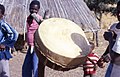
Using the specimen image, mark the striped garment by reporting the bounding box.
[83,53,99,74]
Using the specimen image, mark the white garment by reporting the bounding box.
[112,35,120,54]
[109,22,120,54]
[30,46,34,54]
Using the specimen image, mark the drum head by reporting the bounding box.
[35,18,90,69]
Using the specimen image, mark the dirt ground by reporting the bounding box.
[9,29,110,77]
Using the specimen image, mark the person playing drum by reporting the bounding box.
[22,1,43,77]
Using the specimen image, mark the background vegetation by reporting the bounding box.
[84,0,119,28]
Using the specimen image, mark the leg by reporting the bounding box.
[33,52,39,77]
[22,47,33,77]
[105,63,113,77]
[1,59,10,77]
[0,60,2,77]
[38,59,45,77]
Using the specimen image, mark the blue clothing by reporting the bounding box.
[0,47,12,60]
[0,19,18,60]
[22,47,38,77]
[105,63,113,77]
[0,19,18,48]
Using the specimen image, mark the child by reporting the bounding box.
[97,1,120,77]
[0,4,18,77]
[83,42,99,77]
[22,0,43,77]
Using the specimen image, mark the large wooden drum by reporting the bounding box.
[34,18,90,71]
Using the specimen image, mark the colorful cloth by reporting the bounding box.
[0,19,18,77]
[0,19,18,60]
[0,19,18,48]
[83,53,99,74]
[27,14,42,46]
[22,14,43,77]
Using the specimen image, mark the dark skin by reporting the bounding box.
[29,5,39,14]
[116,5,120,29]
[31,5,44,77]
[97,4,120,68]
[27,4,40,25]
[116,5,120,22]
[27,4,45,77]
[28,4,51,77]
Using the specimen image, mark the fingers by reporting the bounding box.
[0,44,5,48]
[0,48,5,51]
[0,44,5,51]
[97,58,105,68]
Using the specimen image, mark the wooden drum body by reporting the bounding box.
[34,18,90,71]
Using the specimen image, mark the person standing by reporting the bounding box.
[97,1,120,77]
[22,0,43,77]
[83,42,99,77]
[0,4,18,77]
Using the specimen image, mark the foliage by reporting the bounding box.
[84,0,119,26]
[84,0,118,13]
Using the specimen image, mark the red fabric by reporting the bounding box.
[83,53,99,74]
[27,14,42,46]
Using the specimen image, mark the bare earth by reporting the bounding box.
[9,29,109,77]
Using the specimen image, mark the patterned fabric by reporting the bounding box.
[27,14,42,46]
[83,53,99,74]
[0,19,18,60]
[0,19,18,48]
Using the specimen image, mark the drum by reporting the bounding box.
[34,18,90,71]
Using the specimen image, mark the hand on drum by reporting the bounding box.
[97,54,111,68]
[97,57,105,68]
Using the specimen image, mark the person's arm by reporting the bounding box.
[97,31,114,68]
[43,10,51,19]
[102,45,110,56]
[0,23,18,48]
[31,13,43,25]
[31,10,50,25]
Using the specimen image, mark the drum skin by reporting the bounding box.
[34,18,90,70]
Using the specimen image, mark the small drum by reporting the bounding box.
[34,18,90,71]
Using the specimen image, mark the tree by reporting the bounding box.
[84,0,118,27]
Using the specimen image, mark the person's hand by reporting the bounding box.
[43,9,51,19]
[97,57,105,68]
[0,44,5,51]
